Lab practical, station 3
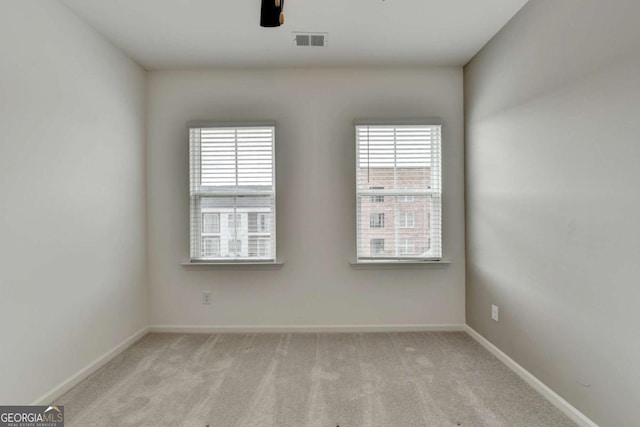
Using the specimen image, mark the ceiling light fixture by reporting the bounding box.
[260,0,284,27]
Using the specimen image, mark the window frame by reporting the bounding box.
[369,212,385,229]
[256,213,270,233]
[398,212,415,229]
[370,238,385,255]
[202,212,221,234]
[398,195,415,202]
[202,236,221,258]
[188,121,277,263]
[256,237,271,257]
[355,119,443,262]
[228,238,242,255]
[227,213,242,230]
[398,238,415,256]
[370,186,385,203]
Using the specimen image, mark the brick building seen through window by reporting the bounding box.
[358,167,436,258]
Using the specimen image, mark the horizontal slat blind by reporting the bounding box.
[356,124,442,260]
[190,125,276,261]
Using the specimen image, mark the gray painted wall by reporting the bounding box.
[147,68,466,328]
[0,1,148,404]
[464,0,640,425]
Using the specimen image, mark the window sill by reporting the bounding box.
[349,260,451,269]
[181,260,284,270]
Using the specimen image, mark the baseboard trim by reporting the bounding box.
[464,326,598,427]
[30,327,150,405]
[150,324,466,334]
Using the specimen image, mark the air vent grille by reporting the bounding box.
[295,34,310,46]
[293,32,327,47]
[310,35,324,47]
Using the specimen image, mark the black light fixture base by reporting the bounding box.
[260,0,284,27]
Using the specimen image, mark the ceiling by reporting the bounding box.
[62,0,528,70]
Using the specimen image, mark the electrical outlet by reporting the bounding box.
[202,291,211,305]
[491,304,499,322]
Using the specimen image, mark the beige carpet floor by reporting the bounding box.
[55,332,575,427]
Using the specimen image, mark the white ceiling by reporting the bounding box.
[62,0,528,70]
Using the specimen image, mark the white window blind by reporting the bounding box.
[189,123,276,261]
[356,122,442,261]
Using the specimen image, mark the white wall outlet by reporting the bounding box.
[491,304,499,322]
[202,291,211,305]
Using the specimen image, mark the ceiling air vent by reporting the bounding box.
[293,32,327,47]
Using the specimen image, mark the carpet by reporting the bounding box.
[55,332,575,427]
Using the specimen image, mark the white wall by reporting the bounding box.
[147,68,465,327]
[465,1,640,425]
[0,1,148,404]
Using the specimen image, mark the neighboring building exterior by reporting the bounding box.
[200,209,273,259]
[357,167,437,258]
[196,197,274,260]
[195,167,435,261]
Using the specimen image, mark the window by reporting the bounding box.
[370,213,384,228]
[189,123,276,261]
[356,122,442,261]
[248,212,271,233]
[370,186,384,202]
[370,239,385,255]
[257,238,269,257]
[398,238,415,255]
[228,213,241,229]
[202,237,220,258]
[202,213,220,234]
[249,237,271,257]
[228,239,242,254]
[398,212,414,228]
[201,213,221,259]
[257,213,270,233]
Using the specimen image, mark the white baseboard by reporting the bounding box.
[464,326,598,427]
[30,327,150,405]
[150,324,466,334]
